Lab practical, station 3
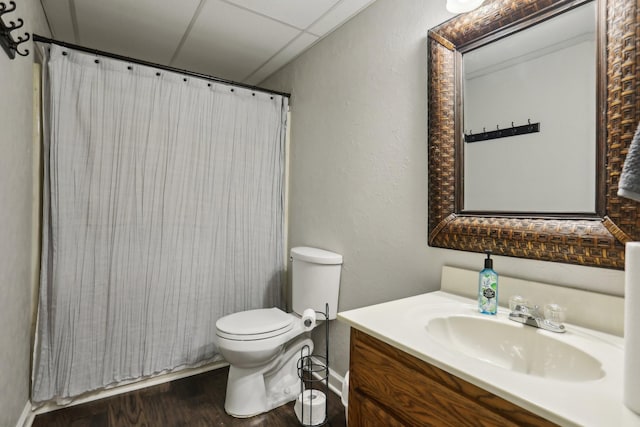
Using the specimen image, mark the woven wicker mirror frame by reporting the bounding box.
[428,0,639,269]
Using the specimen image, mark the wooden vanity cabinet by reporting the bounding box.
[348,328,556,427]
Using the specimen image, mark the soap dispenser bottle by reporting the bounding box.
[478,250,498,315]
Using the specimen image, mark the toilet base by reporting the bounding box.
[224,336,314,417]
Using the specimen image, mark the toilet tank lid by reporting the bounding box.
[291,247,343,265]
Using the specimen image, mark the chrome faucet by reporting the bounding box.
[508,304,566,333]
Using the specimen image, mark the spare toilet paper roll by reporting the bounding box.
[625,242,640,414]
[302,308,317,331]
[294,389,326,426]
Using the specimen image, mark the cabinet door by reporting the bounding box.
[349,388,406,427]
[348,328,556,427]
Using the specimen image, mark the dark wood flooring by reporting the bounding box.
[33,367,347,427]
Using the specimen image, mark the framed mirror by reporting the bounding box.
[427,0,640,269]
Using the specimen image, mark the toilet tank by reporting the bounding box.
[291,247,343,320]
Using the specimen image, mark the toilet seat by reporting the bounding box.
[216,308,294,341]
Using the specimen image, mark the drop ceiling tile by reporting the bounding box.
[173,0,300,82]
[224,0,339,29]
[73,0,201,64]
[307,0,376,36]
[246,32,319,85]
[40,0,76,42]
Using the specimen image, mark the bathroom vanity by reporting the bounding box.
[338,268,640,427]
[348,327,552,426]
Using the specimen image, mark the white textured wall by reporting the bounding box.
[263,0,625,378]
[0,1,49,425]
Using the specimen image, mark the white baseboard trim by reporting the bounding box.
[31,360,229,418]
[15,401,35,427]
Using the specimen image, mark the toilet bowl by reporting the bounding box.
[216,308,314,417]
[215,247,343,418]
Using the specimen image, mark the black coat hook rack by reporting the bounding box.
[0,1,30,59]
[465,120,540,143]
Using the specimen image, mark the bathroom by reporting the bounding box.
[1,0,635,426]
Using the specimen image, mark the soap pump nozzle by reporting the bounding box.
[484,250,493,269]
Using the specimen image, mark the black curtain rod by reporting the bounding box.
[32,34,291,99]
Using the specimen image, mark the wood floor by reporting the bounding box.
[32,367,347,427]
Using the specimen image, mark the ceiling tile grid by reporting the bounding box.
[222,0,341,30]
[172,0,301,80]
[74,0,202,64]
[307,0,376,36]
[245,32,319,85]
[39,0,377,84]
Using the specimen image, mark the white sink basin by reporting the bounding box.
[427,315,604,382]
[338,291,633,426]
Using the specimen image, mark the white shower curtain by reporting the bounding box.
[32,45,288,403]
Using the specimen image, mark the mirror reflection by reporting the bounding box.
[462,2,597,213]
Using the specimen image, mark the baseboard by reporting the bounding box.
[15,401,35,427]
[31,360,229,418]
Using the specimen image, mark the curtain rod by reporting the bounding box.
[32,34,291,99]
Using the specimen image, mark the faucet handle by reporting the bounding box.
[508,295,530,312]
[544,304,567,324]
[512,304,530,314]
[514,303,543,319]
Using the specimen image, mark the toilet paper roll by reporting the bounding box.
[624,242,640,414]
[302,308,317,331]
[294,389,326,426]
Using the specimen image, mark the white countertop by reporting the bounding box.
[338,291,640,427]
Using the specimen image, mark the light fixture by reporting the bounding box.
[446,0,485,14]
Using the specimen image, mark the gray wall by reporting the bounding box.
[0,1,49,425]
[263,0,625,377]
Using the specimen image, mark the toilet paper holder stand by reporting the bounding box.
[296,303,330,426]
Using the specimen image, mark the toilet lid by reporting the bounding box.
[216,308,293,338]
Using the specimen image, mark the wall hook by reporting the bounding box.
[0,1,30,59]
[465,120,540,143]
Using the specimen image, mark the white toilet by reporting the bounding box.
[215,246,343,418]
